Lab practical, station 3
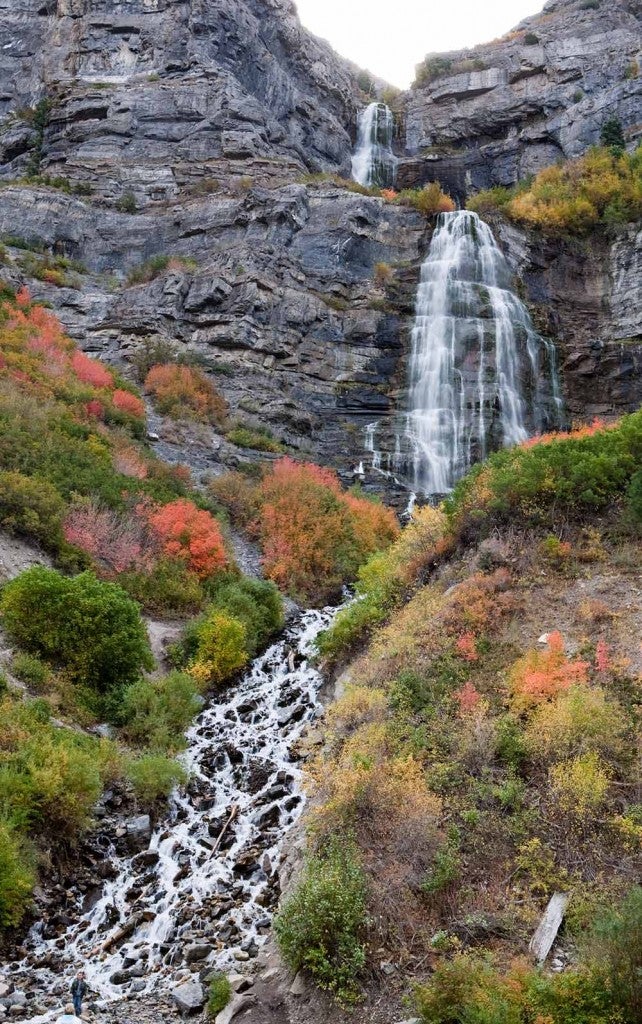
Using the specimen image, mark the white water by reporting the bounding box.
[351,102,397,188]
[403,210,563,495]
[17,608,337,1011]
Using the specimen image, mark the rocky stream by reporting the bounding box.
[1,608,338,1022]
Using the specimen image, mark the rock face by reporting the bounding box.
[401,0,642,198]
[0,0,639,500]
[497,218,642,420]
[0,0,361,198]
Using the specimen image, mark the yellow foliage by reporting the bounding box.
[549,752,610,817]
[326,685,388,732]
[525,683,627,761]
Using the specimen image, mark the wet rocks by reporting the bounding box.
[122,815,152,851]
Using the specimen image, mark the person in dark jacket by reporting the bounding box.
[70,972,87,1017]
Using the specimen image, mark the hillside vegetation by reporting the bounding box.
[468,145,642,233]
[0,291,400,937]
[282,417,642,1017]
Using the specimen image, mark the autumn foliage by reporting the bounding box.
[146,498,228,578]
[144,363,228,424]
[256,458,399,604]
[509,632,589,710]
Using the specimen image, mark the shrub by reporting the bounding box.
[112,389,145,420]
[71,351,114,389]
[63,500,157,576]
[549,752,610,816]
[509,632,589,710]
[206,576,284,656]
[498,146,642,233]
[0,567,153,695]
[226,425,283,453]
[317,504,449,661]
[118,557,204,615]
[600,118,625,156]
[208,471,261,528]
[626,468,642,520]
[126,754,186,803]
[144,363,228,425]
[119,672,201,750]
[395,182,456,217]
[11,652,51,690]
[274,836,367,1006]
[0,818,35,927]
[256,458,399,605]
[207,974,231,1017]
[524,32,539,44]
[0,470,64,549]
[525,683,627,761]
[116,191,137,214]
[447,410,642,537]
[580,887,642,1022]
[189,611,248,688]
[146,499,228,579]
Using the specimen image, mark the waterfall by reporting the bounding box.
[351,102,397,188]
[14,607,339,1015]
[402,210,563,495]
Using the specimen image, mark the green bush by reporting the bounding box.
[126,754,187,803]
[206,575,284,656]
[626,468,642,521]
[226,425,284,453]
[207,973,231,1017]
[11,652,51,690]
[119,672,201,750]
[189,611,248,688]
[274,836,367,1006]
[580,887,642,1023]
[0,817,35,927]
[446,411,642,536]
[0,568,153,696]
[0,470,64,549]
[119,557,204,615]
[0,697,108,832]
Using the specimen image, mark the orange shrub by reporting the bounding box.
[256,459,398,604]
[146,498,227,578]
[509,632,589,711]
[208,471,261,528]
[144,363,228,424]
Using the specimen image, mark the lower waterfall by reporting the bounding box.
[15,608,337,1015]
[400,210,563,495]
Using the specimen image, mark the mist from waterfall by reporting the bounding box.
[351,102,397,188]
[403,210,563,495]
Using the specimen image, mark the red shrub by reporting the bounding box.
[71,351,114,389]
[112,389,145,419]
[146,498,227,578]
[85,399,105,420]
[453,681,482,716]
[456,632,479,662]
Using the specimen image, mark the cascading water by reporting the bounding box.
[15,608,338,1017]
[402,210,563,495]
[351,102,397,188]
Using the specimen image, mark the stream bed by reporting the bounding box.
[8,606,337,1016]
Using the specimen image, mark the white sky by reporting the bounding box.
[294,0,546,88]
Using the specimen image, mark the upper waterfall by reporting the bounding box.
[351,102,397,188]
[402,210,563,495]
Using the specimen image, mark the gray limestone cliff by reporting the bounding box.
[0,0,639,497]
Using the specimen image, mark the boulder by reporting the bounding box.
[171,980,206,1015]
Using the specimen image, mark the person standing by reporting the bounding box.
[70,971,87,1018]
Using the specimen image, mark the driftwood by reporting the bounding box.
[529,892,570,963]
[211,804,238,855]
[100,912,145,953]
